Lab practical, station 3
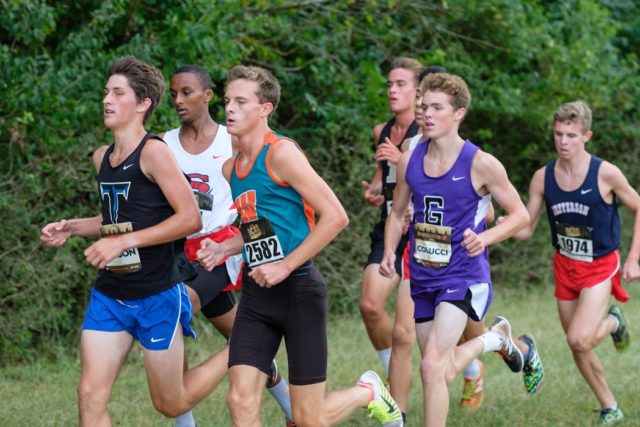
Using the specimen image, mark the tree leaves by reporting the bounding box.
[2,0,639,362]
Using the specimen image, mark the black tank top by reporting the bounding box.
[94,133,177,299]
[379,118,419,222]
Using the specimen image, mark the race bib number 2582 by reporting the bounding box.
[240,218,284,268]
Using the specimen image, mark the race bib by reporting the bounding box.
[194,190,213,212]
[383,184,395,215]
[239,218,284,268]
[386,163,397,185]
[413,223,452,268]
[100,222,142,273]
[556,223,593,262]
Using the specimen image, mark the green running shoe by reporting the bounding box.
[599,407,624,424]
[357,370,403,426]
[608,305,630,352]
[519,334,544,395]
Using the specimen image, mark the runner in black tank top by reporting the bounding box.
[94,133,176,299]
[358,59,422,425]
[40,57,230,425]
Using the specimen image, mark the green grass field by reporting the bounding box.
[1,284,639,426]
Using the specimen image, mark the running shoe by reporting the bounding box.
[519,334,544,395]
[460,361,484,410]
[599,407,624,424]
[267,359,281,388]
[489,316,524,373]
[608,305,630,352]
[357,370,403,426]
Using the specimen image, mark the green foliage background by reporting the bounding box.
[1,0,639,363]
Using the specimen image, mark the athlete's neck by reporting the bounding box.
[555,150,591,175]
[112,124,146,150]
[109,125,147,164]
[428,133,465,160]
[235,122,271,161]
[392,109,415,132]
[179,115,219,153]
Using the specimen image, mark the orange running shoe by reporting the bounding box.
[460,361,484,411]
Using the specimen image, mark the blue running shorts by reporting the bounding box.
[82,282,196,350]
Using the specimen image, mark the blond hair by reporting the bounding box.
[420,73,471,111]
[227,65,281,113]
[554,101,592,132]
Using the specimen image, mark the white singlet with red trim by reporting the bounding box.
[164,125,242,284]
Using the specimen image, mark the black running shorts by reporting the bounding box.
[185,260,236,318]
[229,262,328,385]
[365,220,408,272]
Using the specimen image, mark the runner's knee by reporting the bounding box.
[154,401,185,418]
[227,387,261,417]
[392,321,416,348]
[420,353,447,384]
[77,379,110,413]
[359,294,385,318]
[293,410,328,427]
[566,331,594,353]
[149,390,190,418]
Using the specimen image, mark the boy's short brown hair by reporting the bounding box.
[107,56,165,124]
[389,57,423,86]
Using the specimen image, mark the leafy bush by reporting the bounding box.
[2,0,639,363]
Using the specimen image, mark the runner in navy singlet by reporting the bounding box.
[508,101,640,424]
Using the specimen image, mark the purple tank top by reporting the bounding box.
[406,139,492,293]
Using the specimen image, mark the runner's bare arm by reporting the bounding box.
[249,139,349,286]
[40,216,103,246]
[40,146,111,245]
[221,157,234,183]
[469,151,529,251]
[601,162,640,281]
[193,153,240,271]
[375,137,403,164]
[84,139,201,268]
[197,234,244,271]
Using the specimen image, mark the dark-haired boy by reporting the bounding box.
[41,56,228,426]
